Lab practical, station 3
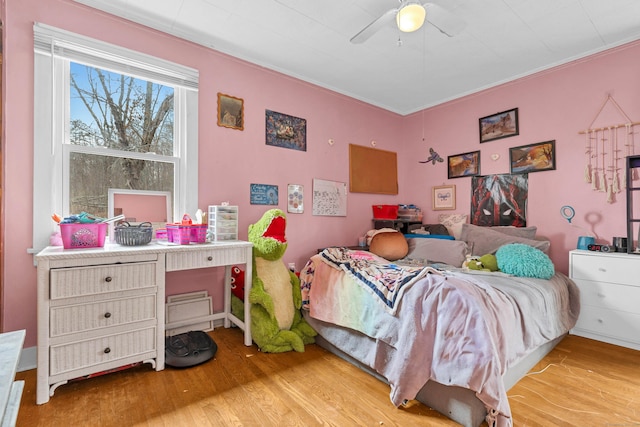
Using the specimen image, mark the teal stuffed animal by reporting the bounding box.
[246,209,316,353]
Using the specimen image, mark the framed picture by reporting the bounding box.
[510,140,556,174]
[448,150,481,179]
[432,185,456,210]
[217,93,244,130]
[266,110,307,151]
[287,184,304,214]
[479,108,519,143]
[249,183,278,205]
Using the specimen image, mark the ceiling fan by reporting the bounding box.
[350,1,465,44]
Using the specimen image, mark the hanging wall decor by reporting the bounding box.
[509,140,556,174]
[579,95,640,204]
[265,110,307,151]
[217,93,244,130]
[479,108,519,143]
[471,174,528,227]
[419,147,444,165]
[250,183,279,205]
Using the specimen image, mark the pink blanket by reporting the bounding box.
[300,252,580,427]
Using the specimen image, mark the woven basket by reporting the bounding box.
[114,222,153,246]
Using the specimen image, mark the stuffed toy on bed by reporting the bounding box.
[244,209,316,353]
[465,253,499,272]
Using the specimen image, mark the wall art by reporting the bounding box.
[287,184,304,214]
[471,174,528,226]
[312,179,347,216]
[250,183,278,205]
[448,150,481,179]
[479,108,519,143]
[510,140,556,174]
[217,93,244,130]
[265,110,306,151]
[432,185,456,210]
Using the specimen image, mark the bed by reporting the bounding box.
[299,225,580,427]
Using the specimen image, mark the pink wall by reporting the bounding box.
[3,0,640,346]
[400,43,640,275]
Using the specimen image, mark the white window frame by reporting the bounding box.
[32,23,199,252]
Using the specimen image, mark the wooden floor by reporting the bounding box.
[15,328,640,426]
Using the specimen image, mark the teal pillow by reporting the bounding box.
[496,243,555,279]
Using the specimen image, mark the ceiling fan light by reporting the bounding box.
[396,3,426,33]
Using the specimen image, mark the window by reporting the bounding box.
[33,24,198,250]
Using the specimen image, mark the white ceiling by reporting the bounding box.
[74,0,640,115]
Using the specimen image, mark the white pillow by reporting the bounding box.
[438,213,468,240]
[406,238,469,267]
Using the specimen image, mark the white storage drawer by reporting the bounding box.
[50,294,157,337]
[50,262,157,299]
[165,247,248,271]
[49,327,156,376]
[574,279,640,314]
[570,252,640,286]
[573,305,640,345]
[569,250,640,350]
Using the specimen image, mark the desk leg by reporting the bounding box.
[243,247,253,346]
[223,266,232,329]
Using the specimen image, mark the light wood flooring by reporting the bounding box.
[15,327,640,426]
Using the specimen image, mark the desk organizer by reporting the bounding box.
[166,215,207,245]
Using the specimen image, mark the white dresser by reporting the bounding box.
[569,250,640,350]
[36,241,253,405]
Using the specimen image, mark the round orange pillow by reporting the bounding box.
[368,231,409,261]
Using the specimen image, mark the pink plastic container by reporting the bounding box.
[59,223,107,249]
[166,214,207,245]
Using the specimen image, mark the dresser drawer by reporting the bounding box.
[50,294,157,337]
[49,327,156,376]
[575,279,640,315]
[573,305,640,345]
[165,247,248,271]
[50,262,157,299]
[570,252,640,286]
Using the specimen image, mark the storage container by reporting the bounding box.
[166,214,207,245]
[59,223,107,249]
[208,205,239,241]
[372,204,398,219]
[114,222,153,246]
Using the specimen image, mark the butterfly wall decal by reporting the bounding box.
[420,148,444,165]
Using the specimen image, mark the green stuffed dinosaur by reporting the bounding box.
[244,209,316,353]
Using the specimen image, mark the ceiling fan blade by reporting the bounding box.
[350,8,398,44]
[423,3,465,37]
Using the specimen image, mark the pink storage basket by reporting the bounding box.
[166,214,207,245]
[59,223,107,249]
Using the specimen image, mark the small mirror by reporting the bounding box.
[108,189,172,241]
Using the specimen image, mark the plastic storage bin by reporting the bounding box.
[372,205,398,219]
[166,215,207,245]
[208,205,238,241]
[59,223,107,249]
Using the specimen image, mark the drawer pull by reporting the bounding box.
[104,312,112,319]
[105,276,113,283]
[207,256,213,261]
[104,347,111,354]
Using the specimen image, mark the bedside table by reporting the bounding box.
[569,250,640,350]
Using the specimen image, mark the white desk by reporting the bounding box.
[35,241,253,404]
